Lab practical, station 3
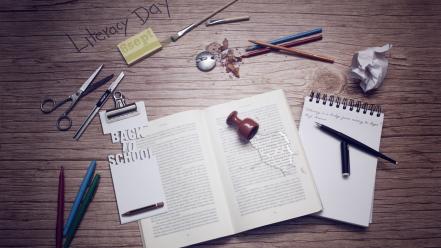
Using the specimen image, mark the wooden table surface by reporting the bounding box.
[1,0,441,247]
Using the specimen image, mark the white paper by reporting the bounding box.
[100,101,148,135]
[111,154,167,224]
[99,101,167,224]
[299,96,384,227]
[350,44,392,93]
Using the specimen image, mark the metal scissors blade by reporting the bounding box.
[77,64,103,95]
[40,64,105,131]
[40,70,109,114]
[82,74,114,97]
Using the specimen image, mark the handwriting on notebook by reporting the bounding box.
[303,107,381,128]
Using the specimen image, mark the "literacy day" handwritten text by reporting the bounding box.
[66,0,170,53]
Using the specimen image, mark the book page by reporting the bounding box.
[205,90,322,232]
[137,110,234,248]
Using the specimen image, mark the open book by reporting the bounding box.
[137,90,322,248]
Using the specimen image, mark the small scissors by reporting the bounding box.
[40,65,114,131]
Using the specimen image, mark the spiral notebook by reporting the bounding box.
[299,92,384,227]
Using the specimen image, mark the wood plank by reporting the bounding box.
[1,0,441,247]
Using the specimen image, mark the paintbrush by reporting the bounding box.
[248,39,334,63]
[170,0,239,42]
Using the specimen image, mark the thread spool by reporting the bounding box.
[226,111,259,141]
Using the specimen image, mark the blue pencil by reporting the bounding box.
[246,28,323,51]
[63,160,96,236]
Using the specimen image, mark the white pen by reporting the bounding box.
[206,16,250,26]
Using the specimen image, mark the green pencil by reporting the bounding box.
[63,174,100,248]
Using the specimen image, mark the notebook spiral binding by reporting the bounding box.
[308,91,382,117]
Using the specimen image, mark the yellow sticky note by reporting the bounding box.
[117,28,162,65]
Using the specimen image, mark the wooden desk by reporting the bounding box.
[1,0,440,247]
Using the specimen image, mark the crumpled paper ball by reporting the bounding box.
[350,44,392,93]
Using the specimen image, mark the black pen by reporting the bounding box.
[122,202,164,217]
[316,122,398,165]
[340,141,350,176]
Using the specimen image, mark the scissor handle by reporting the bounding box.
[40,97,69,114]
[56,114,72,131]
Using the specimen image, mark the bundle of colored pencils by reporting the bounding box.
[242,28,334,63]
[55,161,100,248]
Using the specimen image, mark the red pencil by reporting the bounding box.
[56,167,64,248]
[241,35,323,58]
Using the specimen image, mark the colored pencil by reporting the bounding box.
[246,28,322,51]
[56,167,64,248]
[248,40,334,63]
[242,35,322,58]
[122,202,165,217]
[64,174,100,248]
[63,160,96,236]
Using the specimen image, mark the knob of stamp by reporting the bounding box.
[226,111,259,141]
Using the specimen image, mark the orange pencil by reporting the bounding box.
[248,40,334,63]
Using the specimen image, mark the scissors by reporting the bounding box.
[40,64,114,131]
